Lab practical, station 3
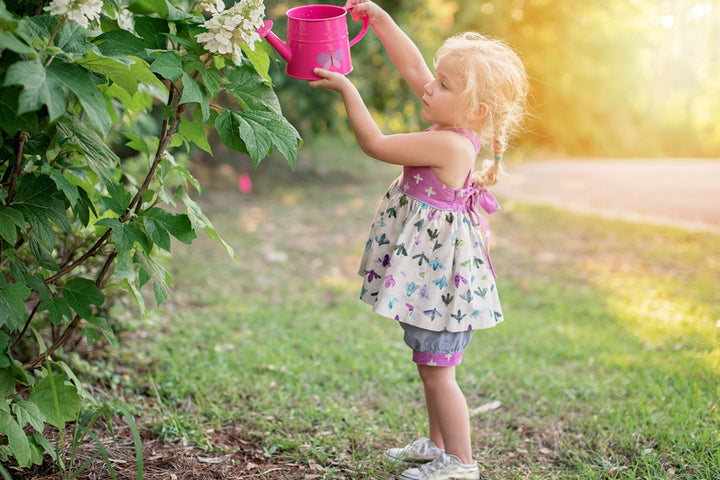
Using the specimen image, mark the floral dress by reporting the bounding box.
[358,128,503,333]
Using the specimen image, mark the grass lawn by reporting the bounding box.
[115,140,720,479]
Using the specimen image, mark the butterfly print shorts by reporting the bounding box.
[400,323,473,367]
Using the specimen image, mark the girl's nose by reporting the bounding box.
[424,81,432,95]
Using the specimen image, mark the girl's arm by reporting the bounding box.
[309,69,474,181]
[346,0,432,99]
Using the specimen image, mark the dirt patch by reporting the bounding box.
[8,417,313,480]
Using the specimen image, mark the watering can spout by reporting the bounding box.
[256,20,292,63]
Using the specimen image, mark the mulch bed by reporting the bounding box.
[6,417,314,480]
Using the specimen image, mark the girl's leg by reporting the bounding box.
[418,364,473,464]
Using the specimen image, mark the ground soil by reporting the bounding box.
[8,416,311,479]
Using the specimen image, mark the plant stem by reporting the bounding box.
[6,132,27,206]
[24,251,118,370]
[26,84,185,370]
[123,84,183,219]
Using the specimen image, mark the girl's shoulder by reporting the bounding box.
[425,124,481,156]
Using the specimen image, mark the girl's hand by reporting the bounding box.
[345,0,386,26]
[307,68,352,93]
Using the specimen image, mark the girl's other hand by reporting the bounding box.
[307,68,352,93]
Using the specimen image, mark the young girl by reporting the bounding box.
[310,1,528,479]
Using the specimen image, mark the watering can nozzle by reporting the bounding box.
[256,19,292,63]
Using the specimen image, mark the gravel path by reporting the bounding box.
[493,159,720,232]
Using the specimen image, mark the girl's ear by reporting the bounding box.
[473,103,489,122]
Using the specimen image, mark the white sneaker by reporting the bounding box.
[383,437,444,464]
[398,453,479,480]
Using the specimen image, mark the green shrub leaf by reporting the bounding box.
[28,373,81,429]
[216,109,300,168]
[0,411,32,467]
[0,283,30,332]
[143,208,196,251]
[12,400,45,433]
[149,51,183,82]
[62,278,104,319]
[3,60,65,120]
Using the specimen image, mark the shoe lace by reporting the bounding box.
[419,454,451,476]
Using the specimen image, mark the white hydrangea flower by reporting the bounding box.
[196,0,265,65]
[196,0,225,15]
[44,0,103,29]
[115,7,134,31]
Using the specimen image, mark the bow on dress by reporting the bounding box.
[464,185,500,278]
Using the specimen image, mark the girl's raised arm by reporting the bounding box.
[309,69,474,178]
[346,0,432,98]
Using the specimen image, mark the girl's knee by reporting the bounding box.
[417,364,456,389]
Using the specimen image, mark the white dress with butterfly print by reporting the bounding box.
[358,129,503,333]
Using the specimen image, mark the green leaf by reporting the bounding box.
[101,180,133,216]
[149,51,183,82]
[179,74,210,121]
[128,0,170,18]
[41,165,79,206]
[28,373,81,429]
[77,50,139,95]
[56,117,119,185]
[29,237,59,272]
[12,174,71,246]
[3,60,65,120]
[135,16,169,49]
[39,296,73,325]
[12,401,45,433]
[94,29,146,57]
[62,278,104,319]
[178,118,212,154]
[54,21,93,55]
[0,207,24,245]
[0,411,31,467]
[200,68,222,99]
[133,250,172,306]
[96,217,151,253]
[241,41,272,82]
[175,186,236,259]
[0,89,39,136]
[0,32,35,55]
[216,110,301,168]
[46,61,113,136]
[0,283,30,332]
[124,131,151,156]
[225,64,281,112]
[143,208,196,251]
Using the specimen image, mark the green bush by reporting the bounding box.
[0,0,299,472]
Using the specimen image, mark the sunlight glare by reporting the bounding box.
[660,14,675,27]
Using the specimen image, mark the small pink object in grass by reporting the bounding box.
[238,173,253,193]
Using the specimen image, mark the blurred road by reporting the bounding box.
[493,159,720,232]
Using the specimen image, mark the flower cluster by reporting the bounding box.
[196,0,225,15]
[44,0,103,29]
[196,0,265,65]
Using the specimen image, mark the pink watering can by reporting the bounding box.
[256,4,369,80]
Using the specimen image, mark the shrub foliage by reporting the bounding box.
[0,0,299,470]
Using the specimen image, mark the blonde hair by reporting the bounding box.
[434,32,529,188]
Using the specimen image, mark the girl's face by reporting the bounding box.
[421,54,466,129]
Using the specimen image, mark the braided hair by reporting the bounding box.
[434,32,529,188]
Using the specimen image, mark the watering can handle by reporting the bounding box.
[345,5,369,47]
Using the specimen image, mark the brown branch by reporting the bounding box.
[6,132,26,206]
[44,230,112,284]
[24,84,185,370]
[123,85,182,219]
[10,301,40,352]
[23,251,118,370]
